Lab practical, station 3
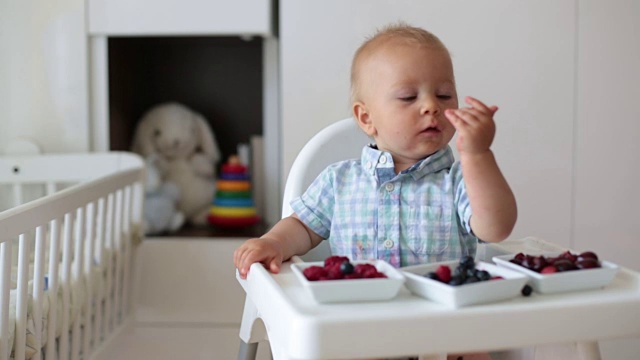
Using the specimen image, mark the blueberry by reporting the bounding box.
[340,261,354,275]
[453,266,468,280]
[521,284,533,297]
[424,272,440,281]
[459,255,475,270]
[464,276,480,284]
[448,275,464,286]
[476,270,491,281]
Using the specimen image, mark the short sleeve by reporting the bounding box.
[289,166,337,239]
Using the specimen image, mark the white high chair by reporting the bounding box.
[236,118,607,360]
[237,117,370,360]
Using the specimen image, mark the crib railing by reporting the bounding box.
[0,152,144,360]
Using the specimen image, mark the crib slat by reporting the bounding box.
[0,241,12,360]
[121,186,132,317]
[45,219,61,360]
[103,193,114,337]
[15,233,31,360]
[32,225,46,360]
[94,198,105,347]
[82,202,95,355]
[71,207,84,360]
[113,190,123,326]
[59,212,74,360]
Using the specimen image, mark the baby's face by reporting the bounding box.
[355,42,458,171]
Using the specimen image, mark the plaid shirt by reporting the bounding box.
[291,145,477,268]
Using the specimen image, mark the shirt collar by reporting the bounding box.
[360,144,454,181]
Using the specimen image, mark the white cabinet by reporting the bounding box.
[280,0,576,247]
[87,0,272,36]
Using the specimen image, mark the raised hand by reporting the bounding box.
[444,96,498,155]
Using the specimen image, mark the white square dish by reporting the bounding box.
[401,260,529,308]
[290,260,405,303]
[492,253,619,294]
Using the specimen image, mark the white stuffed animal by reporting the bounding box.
[143,155,186,235]
[132,102,221,225]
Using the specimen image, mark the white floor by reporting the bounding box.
[91,239,273,360]
[95,324,272,360]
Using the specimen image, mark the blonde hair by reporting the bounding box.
[350,22,449,103]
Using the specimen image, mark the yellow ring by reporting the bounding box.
[209,207,257,217]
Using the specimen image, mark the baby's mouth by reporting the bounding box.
[420,125,441,134]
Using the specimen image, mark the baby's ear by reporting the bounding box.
[353,102,375,137]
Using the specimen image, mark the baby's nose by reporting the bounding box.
[420,97,440,115]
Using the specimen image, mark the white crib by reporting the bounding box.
[0,152,145,360]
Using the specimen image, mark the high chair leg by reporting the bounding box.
[238,341,258,360]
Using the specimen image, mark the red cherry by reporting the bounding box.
[576,258,601,269]
[578,251,599,261]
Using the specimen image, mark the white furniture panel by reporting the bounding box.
[87,0,273,36]
[280,0,576,246]
[0,0,89,153]
[574,0,640,271]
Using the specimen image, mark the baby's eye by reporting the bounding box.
[399,96,417,102]
[153,129,161,137]
[437,95,453,100]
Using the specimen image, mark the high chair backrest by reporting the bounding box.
[281,117,371,261]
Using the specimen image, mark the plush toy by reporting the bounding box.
[132,102,221,225]
[143,155,186,235]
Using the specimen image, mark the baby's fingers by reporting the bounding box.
[465,96,498,115]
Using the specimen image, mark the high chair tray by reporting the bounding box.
[237,241,640,359]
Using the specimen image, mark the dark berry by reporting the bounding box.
[448,275,464,286]
[424,271,440,281]
[340,261,354,274]
[521,284,533,296]
[576,258,600,269]
[453,266,468,280]
[464,276,480,284]
[554,259,577,272]
[459,255,475,270]
[475,270,491,281]
[578,251,599,261]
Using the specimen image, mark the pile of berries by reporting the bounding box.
[424,256,499,286]
[302,256,387,281]
[509,250,600,274]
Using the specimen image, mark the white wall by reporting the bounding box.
[0,0,89,154]
[573,0,640,272]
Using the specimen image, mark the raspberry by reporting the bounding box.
[354,263,377,275]
[303,266,327,281]
[435,265,451,283]
[324,255,350,268]
[326,267,344,280]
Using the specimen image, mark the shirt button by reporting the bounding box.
[385,183,394,192]
[379,156,387,164]
[383,239,394,249]
[366,161,372,169]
